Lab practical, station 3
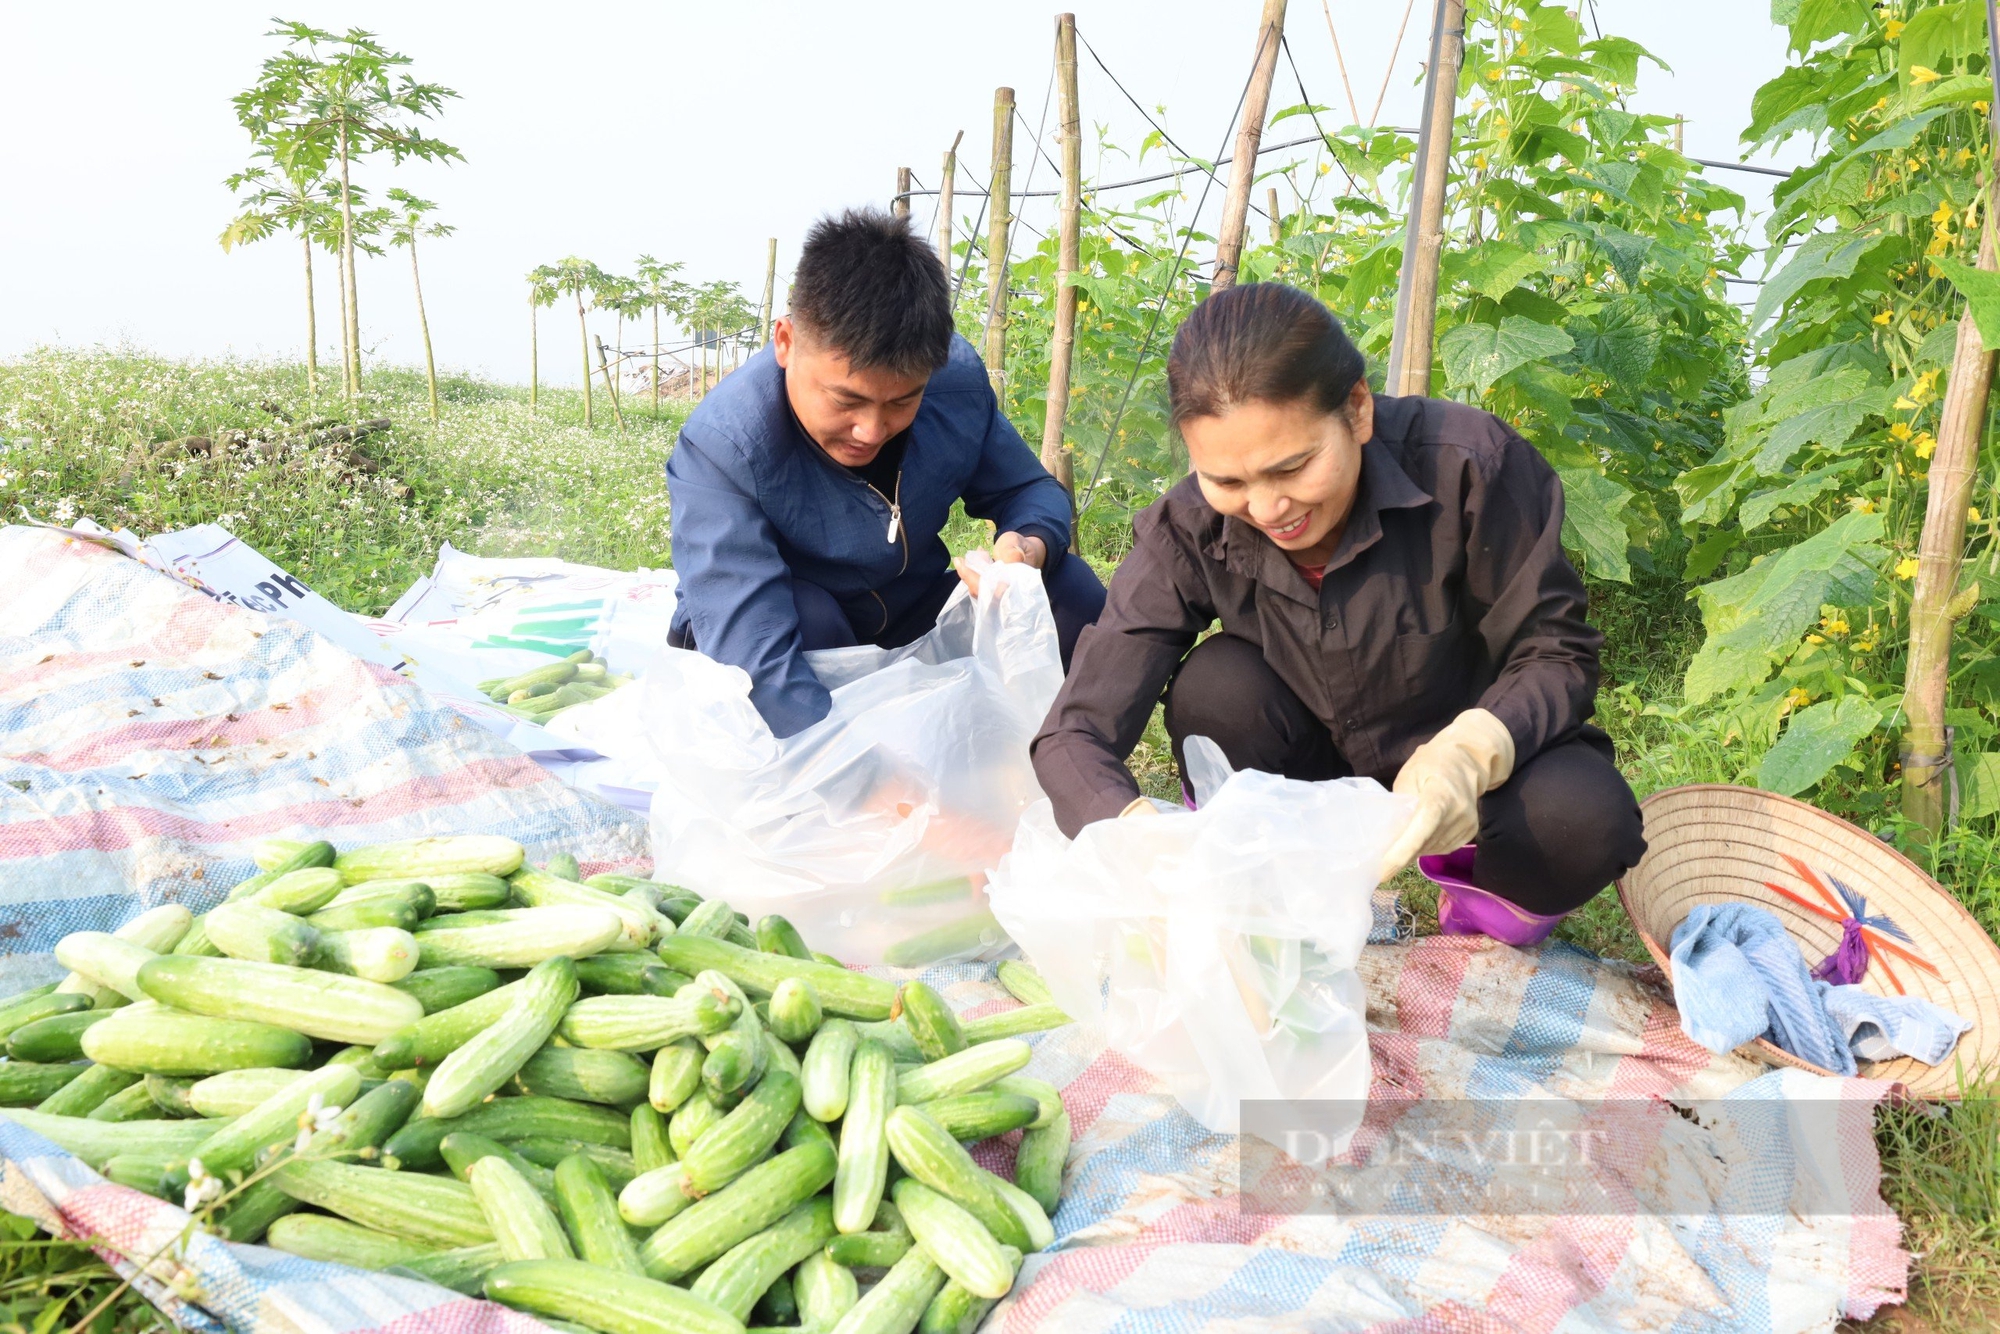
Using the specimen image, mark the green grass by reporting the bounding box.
[2,347,1997,1329]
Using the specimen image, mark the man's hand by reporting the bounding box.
[955,531,1047,596]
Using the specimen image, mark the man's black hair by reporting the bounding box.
[790,208,953,378]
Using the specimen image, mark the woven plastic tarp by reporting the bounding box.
[0,525,647,993]
[2,941,1904,1332]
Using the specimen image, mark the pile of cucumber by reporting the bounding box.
[0,835,1072,1334]
[479,649,632,724]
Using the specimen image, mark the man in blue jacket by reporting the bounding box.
[666,209,1106,737]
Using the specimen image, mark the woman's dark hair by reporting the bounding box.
[1166,283,1367,428]
[790,209,953,378]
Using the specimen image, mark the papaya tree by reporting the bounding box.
[220,152,341,395]
[386,188,452,423]
[633,255,689,412]
[527,264,560,412]
[546,257,612,426]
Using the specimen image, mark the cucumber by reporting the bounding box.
[909,1090,1041,1143]
[307,895,421,934]
[424,873,514,912]
[656,936,895,1021]
[648,1039,705,1114]
[335,835,525,885]
[318,878,436,915]
[630,1103,673,1173]
[894,1040,1029,1104]
[884,1107,1030,1250]
[995,959,1053,1007]
[689,1196,836,1322]
[559,992,739,1052]
[822,1197,912,1267]
[895,981,965,1061]
[380,1094,631,1172]
[763,1030,802,1081]
[681,1070,800,1194]
[187,1067,310,1118]
[246,867,346,915]
[752,1272,797,1328]
[0,991,88,1041]
[143,1075,199,1117]
[701,1026,767,1102]
[82,1005,312,1076]
[990,1075,1062,1130]
[882,911,1005,968]
[766,978,823,1045]
[542,853,583,882]
[503,1138,636,1190]
[0,1061,84,1107]
[509,868,658,951]
[575,955,683,996]
[512,1045,650,1107]
[0,1108,222,1169]
[783,1106,835,1154]
[267,1214,439,1269]
[396,1242,506,1295]
[173,1065,362,1188]
[917,1246,1023,1334]
[205,901,321,966]
[961,1003,1068,1042]
[617,1162,695,1228]
[54,910,188,1002]
[890,1179,1014,1301]
[833,1039,896,1234]
[677,898,741,940]
[7,1010,110,1063]
[373,979,525,1069]
[1014,1109,1068,1214]
[85,1081,162,1122]
[852,1019,923,1064]
[136,955,423,1046]
[424,956,579,1119]
[829,1244,946,1334]
[553,1153,644,1275]
[442,1132,559,1204]
[171,918,221,958]
[102,1152,174,1197]
[245,838,336,876]
[638,1140,837,1282]
[275,1157,495,1247]
[469,1155,574,1261]
[210,1078,420,1243]
[794,1251,858,1331]
[800,1019,858,1123]
[484,1258,743,1334]
[583,872,656,896]
[315,928,420,983]
[987,1172,1055,1251]
[754,915,812,960]
[391,966,501,1014]
[35,1063,140,1117]
[416,907,622,969]
[668,1089,727,1159]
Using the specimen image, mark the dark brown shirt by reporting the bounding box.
[1031,393,1602,837]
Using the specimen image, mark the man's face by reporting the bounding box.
[773,317,930,467]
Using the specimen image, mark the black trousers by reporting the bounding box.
[1162,634,1647,916]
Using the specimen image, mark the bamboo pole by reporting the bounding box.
[983,87,1016,391]
[1384,0,1467,396]
[1040,14,1082,520]
[1267,185,1283,245]
[894,167,912,219]
[938,131,963,268]
[301,236,318,396]
[1901,24,2000,832]
[529,291,539,413]
[761,238,778,346]
[576,288,594,428]
[1211,0,1288,292]
[596,334,627,432]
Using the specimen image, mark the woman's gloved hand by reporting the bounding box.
[1377,708,1516,882]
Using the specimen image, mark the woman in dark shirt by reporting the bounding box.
[1031,284,1646,945]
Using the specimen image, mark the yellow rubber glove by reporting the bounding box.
[1377,708,1516,883]
[1119,796,1161,818]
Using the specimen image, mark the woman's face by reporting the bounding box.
[1181,381,1375,565]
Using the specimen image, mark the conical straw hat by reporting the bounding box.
[1616,784,2000,1098]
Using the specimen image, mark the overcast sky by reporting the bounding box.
[2,1,1805,387]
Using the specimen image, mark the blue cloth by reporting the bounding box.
[1669,902,1970,1075]
[666,335,1075,738]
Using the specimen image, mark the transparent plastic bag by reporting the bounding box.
[987,738,1411,1133]
[640,559,1063,965]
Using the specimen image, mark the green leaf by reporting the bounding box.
[1740,460,1861,530]
[1749,230,1893,330]
[1457,242,1544,299]
[1440,316,1575,396]
[1588,223,1653,287]
[1557,468,1634,582]
[1685,530,1743,581]
[1849,105,1955,157]
[1914,74,1994,109]
[1570,305,1659,384]
[1959,752,2000,819]
[1931,256,2000,349]
[1752,373,1882,474]
[1900,2,1984,82]
[1758,697,1885,795]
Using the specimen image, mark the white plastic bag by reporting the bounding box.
[987,738,1410,1134]
[639,560,1063,965]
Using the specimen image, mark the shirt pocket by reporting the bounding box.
[1395,614,1469,716]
